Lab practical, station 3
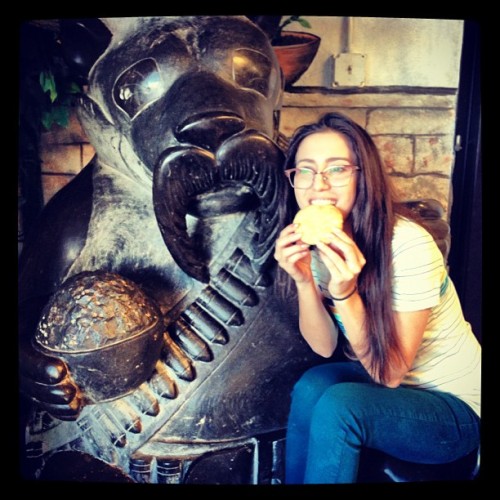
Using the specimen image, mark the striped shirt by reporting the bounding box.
[311,216,481,417]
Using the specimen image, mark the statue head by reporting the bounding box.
[64,16,286,282]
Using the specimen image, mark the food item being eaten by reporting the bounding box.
[293,204,344,245]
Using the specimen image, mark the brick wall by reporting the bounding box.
[279,89,457,215]
[17,112,95,256]
[38,113,95,205]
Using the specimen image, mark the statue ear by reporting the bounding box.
[59,18,112,85]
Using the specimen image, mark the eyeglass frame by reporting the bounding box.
[284,165,361,189]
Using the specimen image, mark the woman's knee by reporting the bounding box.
[311,382,367,430]
[304,383,368,454]
[291,364,340,405]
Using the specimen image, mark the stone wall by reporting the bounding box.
[279,89,457,215]
[38,113,95,205]
[17,113,94,256]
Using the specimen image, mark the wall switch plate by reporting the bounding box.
[333,53,366,87]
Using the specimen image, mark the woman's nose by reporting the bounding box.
[312,171,330,190]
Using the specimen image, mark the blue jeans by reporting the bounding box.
[285,361,480,484]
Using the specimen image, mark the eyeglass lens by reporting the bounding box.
[290,166,356,188]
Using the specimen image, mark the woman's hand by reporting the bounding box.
[316,226,366,298]
[274,223,313,285]
[275,223,339,357]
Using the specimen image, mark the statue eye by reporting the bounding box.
[232,48,279,99]
[113,59,165,118]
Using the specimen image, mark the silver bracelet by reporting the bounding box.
[331,285,358,302]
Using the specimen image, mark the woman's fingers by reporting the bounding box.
[317,234,365,276]
[277,240,310,271]
[276,227,303,249]
[316,242,350,275]
[322,229,365,267]
[274,224,312,282]
[316,242,360,297]
[275,225,305,258]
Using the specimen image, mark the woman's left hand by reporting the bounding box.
[316,227,366,298]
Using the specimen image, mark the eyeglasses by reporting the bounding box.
[285,165,360,189]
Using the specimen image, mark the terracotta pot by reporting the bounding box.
[273,31,321,87]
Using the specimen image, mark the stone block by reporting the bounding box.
[41,112,89,145]
[391,175,451,215]
[368,108,456,136]
[373,136,413,174]
[40,143,84,174]
[279,108,366,139]
[415,135,455,175]
[42,174,75,205]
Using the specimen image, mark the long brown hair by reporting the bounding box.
[279,112,417,383]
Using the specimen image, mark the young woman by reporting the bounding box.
[274,112,481,484]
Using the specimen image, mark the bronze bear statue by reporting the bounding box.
[18,16,323,484]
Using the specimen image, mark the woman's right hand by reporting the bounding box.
[274,223,314,285]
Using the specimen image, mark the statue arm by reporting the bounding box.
[19,162,95,420]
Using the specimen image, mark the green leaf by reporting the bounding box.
[277,16,312,35]
[41,111,54,130]
[52,106,70,127]
[68,82,82,94]
[39,71,58,103]
[40,106,70,130]
[297,19,311,29]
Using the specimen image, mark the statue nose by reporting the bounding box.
[175,112,246,152]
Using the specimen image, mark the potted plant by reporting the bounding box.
[249,16,321,87]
